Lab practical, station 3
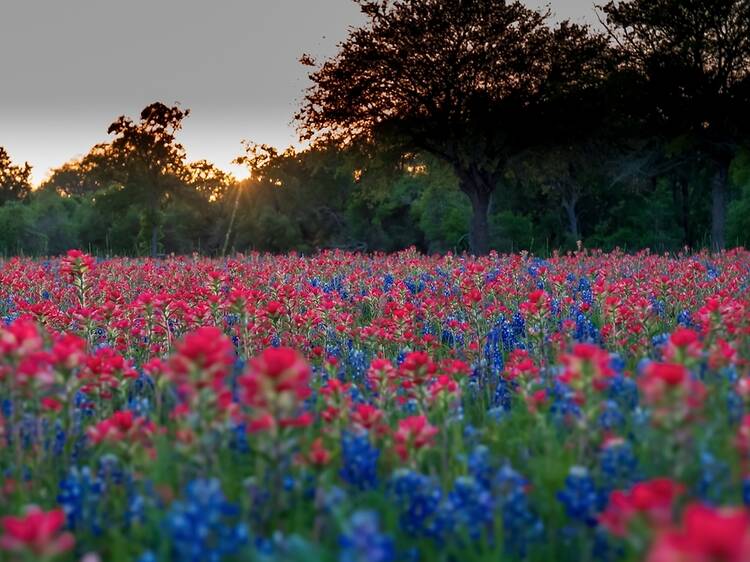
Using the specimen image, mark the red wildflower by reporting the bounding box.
[670,328,699,347]
[0,506,74,557]
[307,437,332,466]
[87,410,154,445]
[559,343,614,388]
[0,318,43,357]
[600,478,684,537]
[428,375,460,401]
[646,503,750,562]
[50,333,87,370]
[400,351,437,387]
[646,363,688,386]
[169,326,235,395]
[351,403,383,431]
[40,396,63,412]
[367,358,398,392]
[394,415,438,460]
[239,347,312,432]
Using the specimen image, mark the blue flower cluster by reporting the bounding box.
[340,432,380,491]
[339,510,395,562]
[164,479,248,562]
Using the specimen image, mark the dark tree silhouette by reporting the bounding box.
[0,146,32,204]
[107,102,191,257]
[297,0,608,255]
[40,144,115,197]
[600,0,750,251]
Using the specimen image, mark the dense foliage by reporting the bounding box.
[1,249,749,561]
[3,141,750,257]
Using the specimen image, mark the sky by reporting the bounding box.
[0,0,598,185]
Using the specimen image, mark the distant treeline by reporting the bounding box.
[1,0,749,256]
[2,142,749,257]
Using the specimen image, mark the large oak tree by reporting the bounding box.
[107,102,191,257]
[600,0,750,251]
[297,0,609,255]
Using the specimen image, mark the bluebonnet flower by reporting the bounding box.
[98,454,127,485]
[548,380,581,424]
[390,469,443,538]
[597,440,639,493]
[557,466,604,527]
[229,421,250,454]
[598,400,625,431]
[485,268,501,282]
[493,377,514,412]
[318,486,348,513]
[468,445,494,489]
[339,510,395,562]
[511,312,526,342]
[137,551,157,562]
[696,451,730,505]
[463,424,479,449]
[57,466,105,534]
[19,413,39,451]
[706,264,720,280]
[607,375,639,412]
[495,464,543,557]
[550,298,561,317]
[609,354,626,375]
[677,310,694,327]
[649,297,666,317]
[43,419,66,457]
[347,347,369,383]
[127,489,148,527]
[404,277,424,295]
[651,332,670,349]
[484,324,505,375]
[572,308,600,342]
[1,398,12,419]
[164,479,248,562]
[382,274,394,293]
[446,476,494,541]
[728,387,744,425]
[576,277,593,305]
[340,432,380,491]
[441,325,456,348]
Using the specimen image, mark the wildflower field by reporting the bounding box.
[1,249,750,562]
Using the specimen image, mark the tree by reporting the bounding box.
[106,102,191,257]
[0,146,32,204]
[600,0,750,250]
[185,160,235,203]
[297,0,609,255]
[39,144,115,198]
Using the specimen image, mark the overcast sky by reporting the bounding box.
[0,0,598,184]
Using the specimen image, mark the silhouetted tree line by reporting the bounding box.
[1,0,749,256]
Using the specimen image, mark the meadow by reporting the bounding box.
[1,248,749,562]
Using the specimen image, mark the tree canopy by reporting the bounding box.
[298,0,612,254]
[0,147,32,205]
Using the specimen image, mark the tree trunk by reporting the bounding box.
[466,188,491,256]
[711,162,728,252]
[455,167,496,256]
[151,223,159,258]
[561,191,580,241]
